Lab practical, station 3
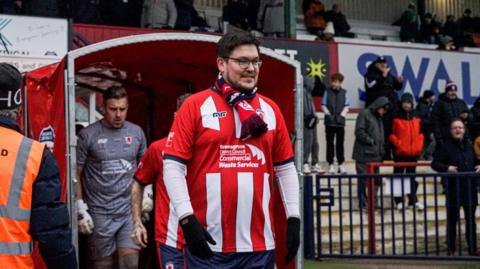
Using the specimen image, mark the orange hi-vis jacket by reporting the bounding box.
[0,126,45,269]
[389,116,424,157]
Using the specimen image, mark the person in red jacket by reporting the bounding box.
[389,92,424,210]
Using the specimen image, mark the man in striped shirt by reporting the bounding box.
[162,31,301,268]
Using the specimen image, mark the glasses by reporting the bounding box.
[224,57,262,68]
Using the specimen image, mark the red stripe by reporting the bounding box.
[157,179,169,245]
[250,173,266,251]
[328,42,340,74]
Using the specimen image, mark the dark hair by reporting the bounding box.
[216,31,260,58]
[103,86,128,102]
[331,73,344,82]
[450,117,464,127]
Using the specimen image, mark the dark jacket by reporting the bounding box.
[432,93,469,144]
[325,9,350,35]
[0,115,77,269]
[470,97,480,140]
[389,109,424,157]
[364,62,403,108]
[352,97,388,163]
[322,87,348,127]
[415,97,434,136]
[431,136,478,207]
[223,0,249,30]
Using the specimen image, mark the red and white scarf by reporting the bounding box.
[213,73,267,140]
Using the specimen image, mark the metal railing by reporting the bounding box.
[304,163,480,260]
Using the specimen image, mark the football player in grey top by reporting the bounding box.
[76,86,146,269]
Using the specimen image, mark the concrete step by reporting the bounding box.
[317,235,476,256]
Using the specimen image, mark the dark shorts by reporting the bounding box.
[185,249,274,269]
[157,243,185,269]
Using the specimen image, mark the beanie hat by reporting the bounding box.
[0,63,22,109]
[422,90,434,99]
[400,92,414,104]
[445,80,457,92]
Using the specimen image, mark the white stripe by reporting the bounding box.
[165,202,179,248]
[233,108,241,138]
[206,173,223,251]
[200,96,220,130]
[259,98,276,130]
[262,173,275,249]
[236,172,254,252]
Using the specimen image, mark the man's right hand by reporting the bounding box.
[180,214,216,259]
[77,199,94,234]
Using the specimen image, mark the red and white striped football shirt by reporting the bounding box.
[163,89,294,253]
[134,138,185,249]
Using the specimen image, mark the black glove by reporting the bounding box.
[285,217,300,263]
[180,215,216,259]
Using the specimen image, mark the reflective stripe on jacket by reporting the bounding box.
[0,126,45,269]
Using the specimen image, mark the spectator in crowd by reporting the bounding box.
[322,73,349,174]
[364,56,403,159]
[223,0,250,32]
[415,90,436,160]
[163,31,300,267]
[257,0,285,37]
[0,63,77,269]
[246,0,260,31]
[131,93,192,269]
[173,0,194,30]
[443,15,461,44]
[420,13,441,44]
[21,0,61,17]
[389,93,424,210]
[73,0,100,24]
[325,3,354,38]
[141,0,177,29]
[458,8,475,33]
[431,118,479,256]
[303,76,324,174]
[98,0,130,26]
[316,21,335,42]
[303,0,326,36]
[76,86,147,269]
[398,2,419,42]
[432,81,470,145]
[353,96,389,209]
[0,0,19,13]
[364,56,403,108]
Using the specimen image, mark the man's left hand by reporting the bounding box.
[396,75,404,82]
[285,217,300,263]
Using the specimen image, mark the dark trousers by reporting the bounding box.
[325,126,345,165]
[356,162,380,209]
[446,205,477,255]
[393,155,418,205]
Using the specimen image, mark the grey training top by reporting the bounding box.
[77,120,146,215]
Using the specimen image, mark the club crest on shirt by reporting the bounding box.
[125,136,132,144]
[165,263,174,269]
[256,108,265,119]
